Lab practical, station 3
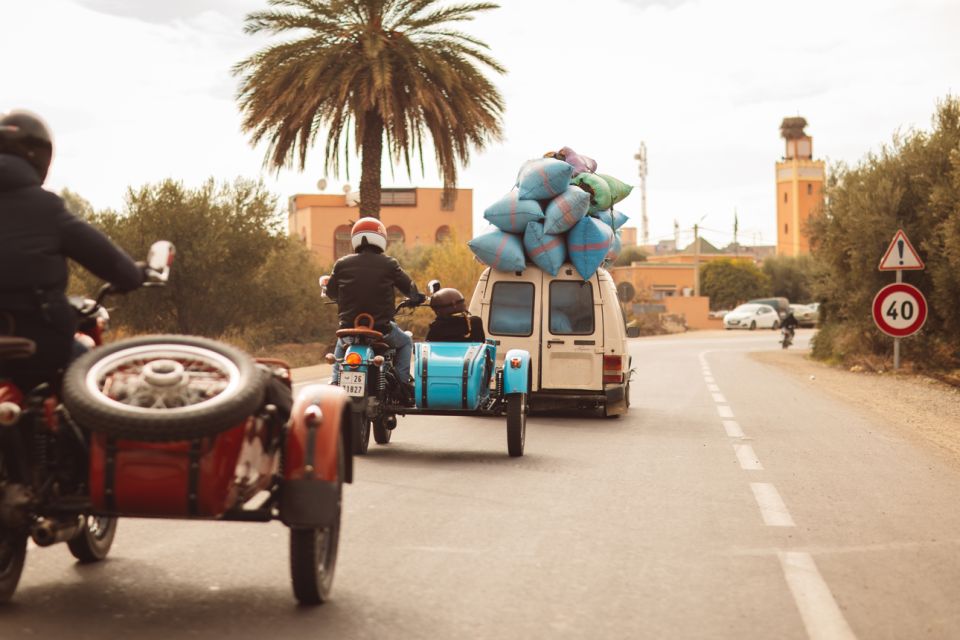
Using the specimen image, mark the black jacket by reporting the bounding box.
[426,314,485,343]
[326,248,416,332]
[0,154,143,308]
[0,154,144,389]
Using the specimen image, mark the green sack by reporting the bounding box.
[571,172,612,213]
[598,174,633,206]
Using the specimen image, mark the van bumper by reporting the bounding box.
[530,384,627,414]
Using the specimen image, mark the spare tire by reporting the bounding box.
[62,335,267,441]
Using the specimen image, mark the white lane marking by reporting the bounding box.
[751,483,795,526]
[704,376,715,384]
[734,444,763,470]
[779,551,858,640]
[707,383,720,392]
[717,405,734,418]
[723,420,744,438]
[712,392,727,404]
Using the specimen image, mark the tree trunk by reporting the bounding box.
[359,110,384,219]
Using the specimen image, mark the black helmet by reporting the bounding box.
[0,110,54,181]
[430,288,466,317]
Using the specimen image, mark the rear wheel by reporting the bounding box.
[67,515,117,563]
[289,445,342,605]
[350,409,370,455]
[506,393,526,457]
[0,455,26,603]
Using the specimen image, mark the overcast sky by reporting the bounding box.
[5,0,959,248]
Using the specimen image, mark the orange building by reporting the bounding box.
[289,187,473,266]
[776,117,825,256]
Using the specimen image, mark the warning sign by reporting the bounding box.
[878,229,924,271]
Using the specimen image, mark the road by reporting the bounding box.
[4,329,960,639]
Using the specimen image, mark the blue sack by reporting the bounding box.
[603,230,623,268]
[594,209,629,231]
[523,221,567,276]
[468,229,526,273]
[517,158,574,200]
[567,216,613,280]
[483,188,544,233]
[543,186,589,235]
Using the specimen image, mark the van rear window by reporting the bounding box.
[549,281,594,335]
[489,282,534,336]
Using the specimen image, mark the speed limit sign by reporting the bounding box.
[872,283,927,337]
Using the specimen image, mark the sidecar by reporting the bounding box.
[57,335,352,605]
[403,340,530,457]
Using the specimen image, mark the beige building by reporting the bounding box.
[289,187,473,266]
[776,117,825,256]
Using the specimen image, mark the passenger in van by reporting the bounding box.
[426,288,486,343]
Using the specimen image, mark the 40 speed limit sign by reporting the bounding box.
[872,282,928,338]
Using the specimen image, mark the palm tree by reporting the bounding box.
[234,0,506,218]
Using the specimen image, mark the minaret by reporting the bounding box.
[776,117,825,256]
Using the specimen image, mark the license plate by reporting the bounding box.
[339,371,366,397]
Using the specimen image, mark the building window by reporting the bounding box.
[334,225,352,260]
[300,226,307,244]
[783,192,788,203]
[435,225,452,243]
[381,189,417,206]
[807,183,813,195]
[386,225,405,247]
[784,224,789,235]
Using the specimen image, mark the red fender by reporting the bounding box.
[285,384,348,483]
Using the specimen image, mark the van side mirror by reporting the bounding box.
[626,326,641,338]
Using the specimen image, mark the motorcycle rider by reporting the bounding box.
[426,288,485,343]
[781,310,799,344]
[325,217,423,399]
[0,110,145,391]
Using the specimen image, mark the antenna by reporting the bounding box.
[634,143,649,246]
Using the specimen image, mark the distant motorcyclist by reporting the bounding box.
[426,288,485,343]
[0,110,145,391]
[325,217,423,396]
[782,311,799,335]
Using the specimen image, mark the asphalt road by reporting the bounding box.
[4,329,960,639]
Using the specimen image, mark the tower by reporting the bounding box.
[775,117,825,256]
[634,143,649,246]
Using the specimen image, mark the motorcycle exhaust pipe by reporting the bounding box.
[31,516,84,547]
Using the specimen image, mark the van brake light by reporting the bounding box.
[603,355,623,384]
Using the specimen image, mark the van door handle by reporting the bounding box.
[547,339,564,345]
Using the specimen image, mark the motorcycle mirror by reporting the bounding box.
[427,279,441,294]
[318,275,330,298]
[146,240,175,283]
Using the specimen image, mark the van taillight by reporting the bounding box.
[603,355,623,384]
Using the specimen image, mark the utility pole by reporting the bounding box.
[634,143,649,246]
[673,219,680,251]
[694,222,701,297]
[733,208,739,257]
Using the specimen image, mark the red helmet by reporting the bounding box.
[351,217,387,252]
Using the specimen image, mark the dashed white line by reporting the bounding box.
[707,383,720,392]
[751,483,795,527]
[704,376,715,384]
[779,551,858,640]
[716,405,734,418]
[723,419,744,438]
[711,392,727,404]
[734,444,764,470]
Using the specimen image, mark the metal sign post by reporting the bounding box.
[875,229,926,370]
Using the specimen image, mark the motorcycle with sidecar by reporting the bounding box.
[321,278,531,457]
[0,241,352,605]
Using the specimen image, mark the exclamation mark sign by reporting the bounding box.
[898,239,905,265]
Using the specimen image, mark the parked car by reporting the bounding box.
[468,263,637,417]
[789,303,819,328]
[723,303,781,330]
[746,297,790,319]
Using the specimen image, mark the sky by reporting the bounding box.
[4,0,960,249]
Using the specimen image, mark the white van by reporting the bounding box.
[468,263,637,417]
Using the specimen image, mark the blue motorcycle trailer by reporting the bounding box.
[322,289,530,458]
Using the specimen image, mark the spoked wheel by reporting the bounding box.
[0,455,26,603]
[290,445,343,605]
[372,416,393,445]
[62,335,266,441]
[350,410,370,455]
[67,515,117,563]
[506,392,526,457]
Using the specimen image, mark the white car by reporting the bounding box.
[723,304,781,330]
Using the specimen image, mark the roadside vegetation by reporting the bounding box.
[808,96,960,376]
